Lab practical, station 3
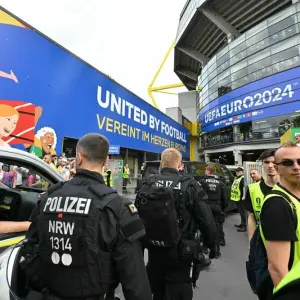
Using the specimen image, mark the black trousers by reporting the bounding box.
[122,178,128,192]
[236,200,247,226]
[147,247,193,300]
[209,204,225,249]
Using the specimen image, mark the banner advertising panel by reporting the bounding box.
[199,65,300,132]
[0,8,190,158]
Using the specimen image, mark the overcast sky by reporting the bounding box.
[0,0,188,113]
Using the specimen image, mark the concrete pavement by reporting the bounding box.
[115,212,256,300]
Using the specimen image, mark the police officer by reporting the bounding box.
[25,133,152,300]
[135,148,217,300]
[260,142,300,300]
[199,164,228,257]
[244,149,278,242]
[230,167,246,232]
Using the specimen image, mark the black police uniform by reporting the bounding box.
[135,168,217,300]
[199,175,228,251]
[26,169,152,300]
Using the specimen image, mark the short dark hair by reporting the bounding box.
[76,133,109,164]
[259,149,276,161]
[236,167,244,172]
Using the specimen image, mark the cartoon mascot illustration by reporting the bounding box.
[0,101,57,158]
[27,127,57,157]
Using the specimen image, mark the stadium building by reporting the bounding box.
[174,0,300,164]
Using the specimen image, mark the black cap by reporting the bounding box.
[236,167,244,172]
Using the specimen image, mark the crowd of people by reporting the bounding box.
[1,133,300,300]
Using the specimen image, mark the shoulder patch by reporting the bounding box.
[127,203,138,215]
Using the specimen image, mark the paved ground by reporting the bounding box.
[115,212,256,300]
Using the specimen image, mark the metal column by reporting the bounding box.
[125,148,128,164]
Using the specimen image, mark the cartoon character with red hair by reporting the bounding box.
[0,104,19,146]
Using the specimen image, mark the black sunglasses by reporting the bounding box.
[277,159,300,167]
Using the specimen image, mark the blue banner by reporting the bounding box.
[0,9,190,158]
[109,145,120,155]
[199,66,300,132]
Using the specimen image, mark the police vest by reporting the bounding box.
[231,176,244,201]
[259,185,300,295]
[248,182,265,224]
[37,181,119,298]
[123,167,130,179]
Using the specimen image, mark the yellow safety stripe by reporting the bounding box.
[0,235,25,248]
[0,205,10,210]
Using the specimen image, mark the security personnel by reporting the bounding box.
[199,164,228,257]
[25,133,152,300]
[103,164,114,188]
[135,148,217,300]
[260,142,300,300]
[231,167,246,232]
[244,149,278,242]
[123,163,130,193]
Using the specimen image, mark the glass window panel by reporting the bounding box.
[246,29,269,47]
[218,76,231,97]
[231,59,247,74]
[230,41,246,57]
[246,20,268,38]
[271,35,299,54]
[218,68,230,81]
[207,61,217,74]
[207,55,216,69]
[208,68,217,81]
[230,49,247,65]
[272,46,299,65]
[231,80,242,90]
[229,33,245,49]
[248,65,273,82]
[248,48,270,65]
[217,52,230,67]
[269,15,296,36]
[208,91,218,102]
[248,56,271,74]
[216,45,228,59]
[231,67,248,82]
[247,37,270,56]
[233,76,250,89]
[268,6,296,26]
[202,70,208,80]
[219,75,231,87]
[202,90,208,101]
[217,59,230,73]
[202,77,208,88]
[203,98,209,106]
[272,55,300,73]
[208,76,218,89]
[270,24,298,45]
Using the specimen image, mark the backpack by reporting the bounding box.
[246,190,297,299]
[137,175,192,248]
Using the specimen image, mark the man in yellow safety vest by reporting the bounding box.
[230,167,246,232]
[244,149,279,242]
[123,163,130,194]
[260,142,300,300]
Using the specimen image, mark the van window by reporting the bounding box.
[219,165,233,184]
[189,163,206,177]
